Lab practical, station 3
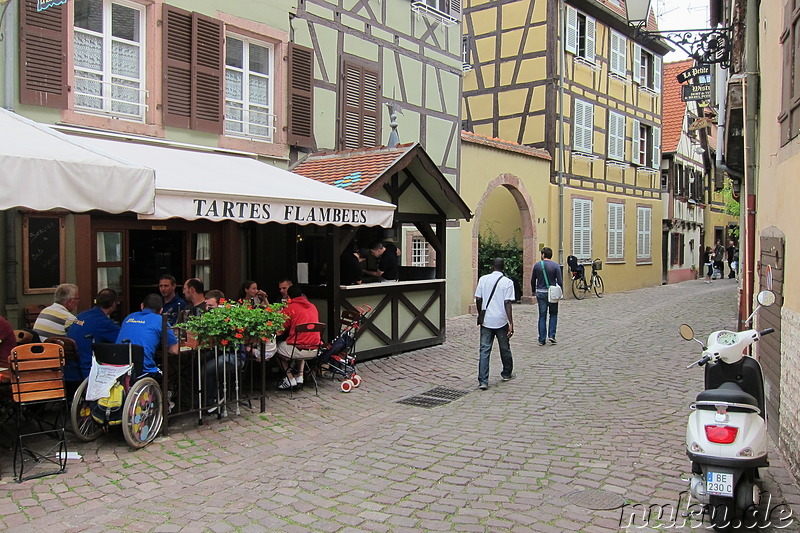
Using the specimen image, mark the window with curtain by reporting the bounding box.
[225,34,275,141]
[633,44,662,93]
[96,231,123,293]
[73,0,146,120]
[572,198,592,260]
[607,202,624,259]
[191,233,211,285]
[565,6,596,63]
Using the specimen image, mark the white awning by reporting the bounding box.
[0,108,156,214]
[75,136,396,228]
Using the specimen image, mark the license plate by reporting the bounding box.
[707,472,734,497]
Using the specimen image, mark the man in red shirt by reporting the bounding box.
[275,285,321,390]
[0,315,17,367]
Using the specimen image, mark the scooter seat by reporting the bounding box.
[696,382,759,407]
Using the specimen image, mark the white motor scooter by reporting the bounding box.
[679,290,776,531]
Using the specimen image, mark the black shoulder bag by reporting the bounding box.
[477,275,504,326]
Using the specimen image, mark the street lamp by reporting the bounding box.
[624,0,735,68]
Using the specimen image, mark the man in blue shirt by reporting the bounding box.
[67,288,121,382]
[117,293,179,378]
[159,274,186,326]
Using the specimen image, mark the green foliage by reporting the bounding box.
[184,299,287,347]
[478,229,523,299]
[721,178,740,217]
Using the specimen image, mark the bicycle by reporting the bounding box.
[570,258,604,299]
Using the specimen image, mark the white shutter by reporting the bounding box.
[608,112,625,160]
[653,55,662,93]
[565,6,578,55]
[584,16,596,63]
[574,99,594,153]
[652,126,661,169]
[449,0,462,16]
[643,208,652,257]
[631,118,640,164]
[633,44,642,84]
[608,203,624,259]
[610,31,626,76]
[582,199,592,258]
[637,207,652,259]
[573,198,592,260]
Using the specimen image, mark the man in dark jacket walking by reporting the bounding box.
[531,247,563,346]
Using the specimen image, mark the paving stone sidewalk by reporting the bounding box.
[1,279,798,532]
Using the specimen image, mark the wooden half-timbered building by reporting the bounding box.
[462,0,670,293]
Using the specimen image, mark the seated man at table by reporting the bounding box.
[159,274,187,326]
[67,288,121,382]
[33,283,80,340]
[181,278,207,321]
[275,285,321,390]
[0,315,16,367]
[117,293,179,380]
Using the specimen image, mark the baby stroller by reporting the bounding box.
[317,306,371,392]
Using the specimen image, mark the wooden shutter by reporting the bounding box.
[341,60,381,150]
[192,14,224,133]
[565,6,578,55]
[632,44,642,84]
[652,126,661,169]
[653,55,662,93]
[162,5,223,133]
[584,16,596,63]
[163,5,193,128]
[19,0,67,108]
[608,112,625,161]
[574,100,593,153]
[287,43,314,147]
[631,118,641,163]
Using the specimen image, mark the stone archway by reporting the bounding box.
[472,174,537,304]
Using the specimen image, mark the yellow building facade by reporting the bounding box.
[462,0,669,297]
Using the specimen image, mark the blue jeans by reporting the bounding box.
[536,292,558,343]
[478,324,513,385]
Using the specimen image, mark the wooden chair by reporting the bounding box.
[282,322,325,397]
[8,343,68,482]
[43,336,79,362]
[24,305,46,330]
[14,329,40,345]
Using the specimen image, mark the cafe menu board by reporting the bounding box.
[23,215,66,294]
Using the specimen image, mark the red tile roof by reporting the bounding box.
[291,144,414,193]
[461,131,552,160]
[662,59,693,153]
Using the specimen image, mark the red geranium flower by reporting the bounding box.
[220,339,229,346]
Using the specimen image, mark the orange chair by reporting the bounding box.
[8,343,68,482]
[14,329,40,345]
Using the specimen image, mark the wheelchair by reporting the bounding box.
[69,343,164,449]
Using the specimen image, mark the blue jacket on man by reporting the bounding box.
[67,306,121,382]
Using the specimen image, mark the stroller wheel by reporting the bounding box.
[341,380,353,393]
[351,375,362,387]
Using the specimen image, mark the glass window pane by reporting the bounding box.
[111,40,140,78]
[75,71,103,109]
[111,77,140,115]
[74,0,103,32]
[97,231,122,262]
[97,267,123,293]
[225,69,243,101]
[193,233,211,261]
[74,32,103,71]
[248,74,268,106]
[249,43,269,74]
[194,265,211,286]
[225,101,244,133]
[111,3,139,42]
[226,37,244,68]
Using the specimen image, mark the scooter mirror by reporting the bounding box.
[757,290,776,307]
[679,324,694,341]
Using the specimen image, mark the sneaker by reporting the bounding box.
[168,400,176,413]
[501,373,516,381]
[479,383,488,390]
[538,341,546,346]
[295,375,304,385]
[277,377,297,390]
[548,338,557,345]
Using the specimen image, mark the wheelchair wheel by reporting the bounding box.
[70,378,104,442]
[122,377,163,449]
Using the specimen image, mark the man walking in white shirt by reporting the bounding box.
[474,258,515,390]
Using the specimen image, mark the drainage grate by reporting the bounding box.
[396,396,452,408]
[566,489,626,510]
[422,387,471,400]
[396,387,471,409]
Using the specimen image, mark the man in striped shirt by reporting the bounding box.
[33,283,80,340]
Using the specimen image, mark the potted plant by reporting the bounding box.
[184,300,288,348]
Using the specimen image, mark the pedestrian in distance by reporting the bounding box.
[702,246,713,283]
[474,257,515,390]
[531,247,563,346]
[727,240,738,279]
[713,240,726,280]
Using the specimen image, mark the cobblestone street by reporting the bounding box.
[2,279,799,532]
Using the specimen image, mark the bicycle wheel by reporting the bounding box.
[572,277,587,300]
[593,274,604,297]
